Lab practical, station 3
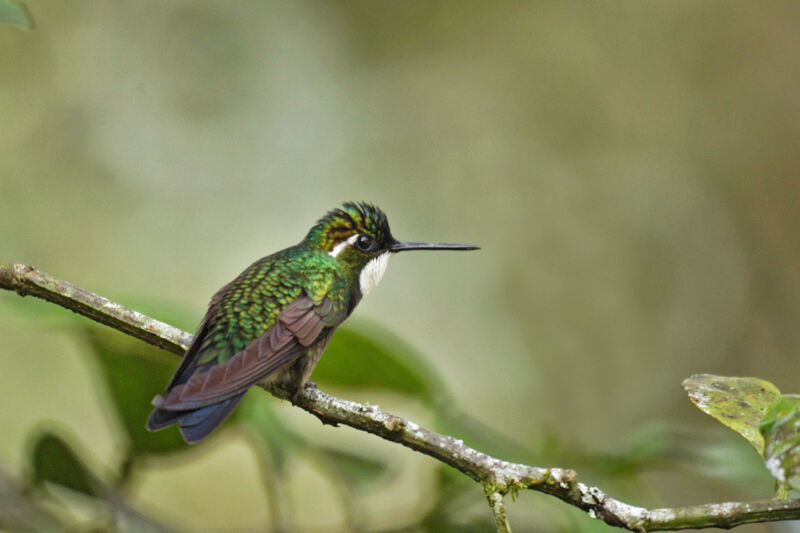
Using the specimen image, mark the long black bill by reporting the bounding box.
[389,240,480,252]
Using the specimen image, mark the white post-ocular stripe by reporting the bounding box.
[328,234,360,258]
[359,252,391,296]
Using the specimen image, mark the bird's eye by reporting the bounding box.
[355,234,374,252]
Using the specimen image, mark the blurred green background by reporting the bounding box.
[2,1,800,532]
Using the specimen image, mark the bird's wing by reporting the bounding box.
[161,278,237,391]
[159,294,341,410]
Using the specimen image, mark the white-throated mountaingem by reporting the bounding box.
[147,202,479,443]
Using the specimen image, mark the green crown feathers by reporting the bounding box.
[306,202,391,251]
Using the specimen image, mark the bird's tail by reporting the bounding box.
[146,392,246,444]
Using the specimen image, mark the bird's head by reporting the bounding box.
[305,202,478,296]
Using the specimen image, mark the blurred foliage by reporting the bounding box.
[0,467,70,533]
[4,0,800,531]
[0,0,32,30]
[416,465,496,533]
[85,327,186,458]
[238,393,295,474]
[760,395,800,437]
[22,429,176,532]
[761,395,800,493]
[30,431,106,498]
[306,445,387,491]
[315,321,444,405]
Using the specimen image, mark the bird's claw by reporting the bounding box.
[290,390,301,406]
[290,381,317,406]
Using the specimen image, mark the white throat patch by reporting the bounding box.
[359,252,391,296]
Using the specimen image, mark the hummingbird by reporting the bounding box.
[147,202,478,443]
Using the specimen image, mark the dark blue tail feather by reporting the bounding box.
[146,393,246,444]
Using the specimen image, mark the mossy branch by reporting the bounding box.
[4,262,800,532]
[485,486,512,533]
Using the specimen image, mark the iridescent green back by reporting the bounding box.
[194,246,346,366]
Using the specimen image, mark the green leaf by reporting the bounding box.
[760,394,800,491]
[760,395,800,435]
[314,320,446,405]
[682,374,781,456]
[84,326,186,457]
[30,431,105,497]
[0,0,33,30]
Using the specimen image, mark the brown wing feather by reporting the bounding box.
[161,296,332,410]
[161,280,236,391]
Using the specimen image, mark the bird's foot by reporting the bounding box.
[290,389,301,406]
[290,381,317,406]
[288,381,337,427]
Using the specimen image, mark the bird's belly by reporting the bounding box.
[261,335,331,392]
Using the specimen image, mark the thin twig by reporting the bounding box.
[485,486,512,533]
[0,263,191,354]
[3,263,800,531]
